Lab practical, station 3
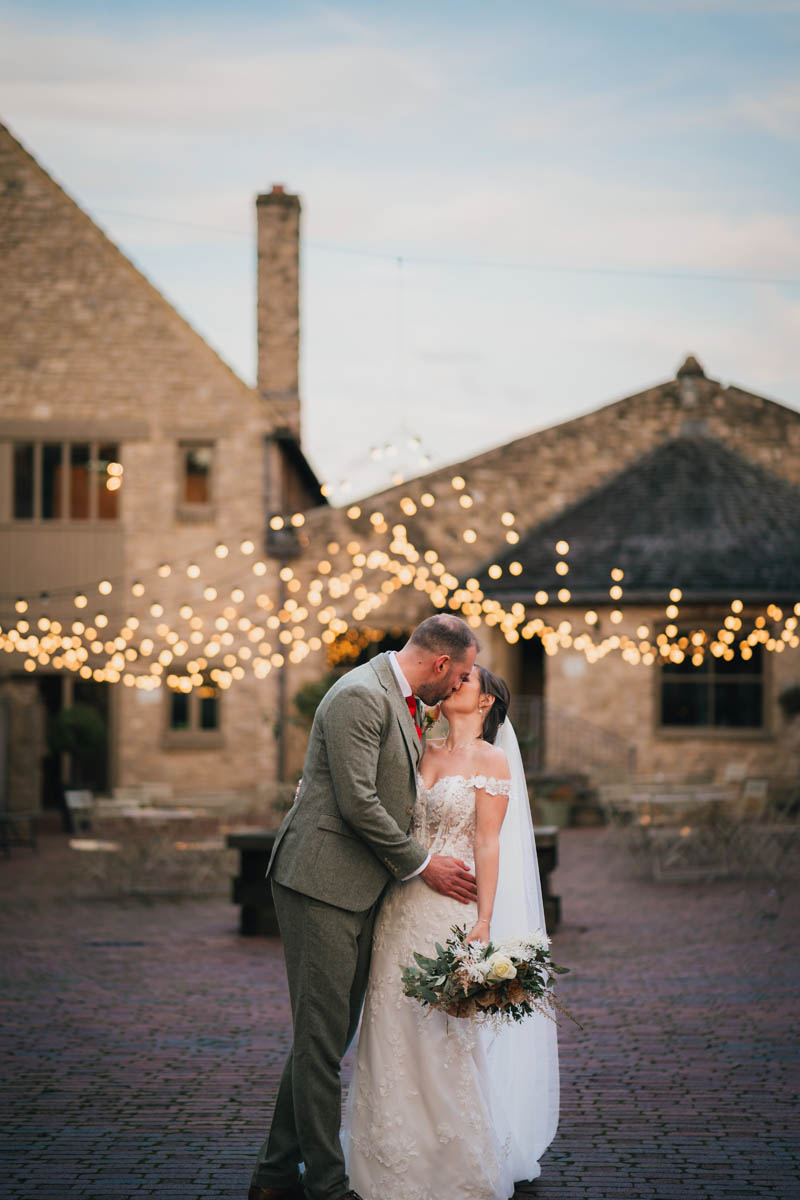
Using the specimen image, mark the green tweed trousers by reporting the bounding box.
[251,880,380,1200]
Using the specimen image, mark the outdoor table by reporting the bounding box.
[627,788,736,826]
[92,807,205,879]
[227,826,561,937]
[627,789,740,882]
[117,807,201,819]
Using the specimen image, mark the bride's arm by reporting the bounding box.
[466,757,510,943]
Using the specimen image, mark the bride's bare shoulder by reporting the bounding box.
[474,741,510,778]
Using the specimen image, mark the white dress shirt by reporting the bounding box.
[387,651,431,880]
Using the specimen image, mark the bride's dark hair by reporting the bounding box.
[477,667,510,745]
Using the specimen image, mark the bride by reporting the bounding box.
[343,666,559,1200]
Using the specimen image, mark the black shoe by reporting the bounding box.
[248,1184,305,1200]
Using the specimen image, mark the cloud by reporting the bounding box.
[0,16,445,134]
[1,1,797,489]
[727,82,800,139]
[602,0,800,11]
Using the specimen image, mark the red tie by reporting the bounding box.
[406,695,422,738]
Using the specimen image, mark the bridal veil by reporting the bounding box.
[487,718,560,1179]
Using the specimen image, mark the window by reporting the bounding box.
[42,442,63,519]
[181,444,213,506]
[170,690,191,731]
[97,443,121,520]
[660,642,764,730]
[69,443,91,519]
[11,441,121,521]
[13,443,34,518]
[166,675,221,744]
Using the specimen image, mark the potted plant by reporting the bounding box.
[48,703,107,790]
[778,683,800,720]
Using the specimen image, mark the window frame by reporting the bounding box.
[177,440,215,522]
[654,617,772,740]
[9,439,121,523]
[163,673,224,749]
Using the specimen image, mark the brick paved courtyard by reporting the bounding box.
[1,828,798,1200]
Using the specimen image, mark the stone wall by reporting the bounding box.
[540,606,796,781]
[0,679,45,813]
[0,122,292,799]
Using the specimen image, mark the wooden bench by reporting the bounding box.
[228,826,561,937]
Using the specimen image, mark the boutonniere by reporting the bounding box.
[421,704,441,735]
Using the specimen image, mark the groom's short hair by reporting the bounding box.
[408,615,481,659]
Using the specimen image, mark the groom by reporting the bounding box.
[249,614,480,1200]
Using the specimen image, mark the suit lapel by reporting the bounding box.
[370,654,423,767]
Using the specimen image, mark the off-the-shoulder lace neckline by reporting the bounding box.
[416,771,509,791]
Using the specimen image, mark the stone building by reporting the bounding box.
[316,355,800,784]
[2,118,798,812]
[0,122,323,815]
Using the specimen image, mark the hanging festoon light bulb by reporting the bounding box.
[4,497,798,682]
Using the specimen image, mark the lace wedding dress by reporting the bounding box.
[343,772,518,1200]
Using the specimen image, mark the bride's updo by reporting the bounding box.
[477,667,510,745]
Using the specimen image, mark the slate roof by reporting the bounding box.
[477,434,800,604]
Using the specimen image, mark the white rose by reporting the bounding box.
[485,952,517,982]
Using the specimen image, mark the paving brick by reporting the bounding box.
[1,828,798,1199]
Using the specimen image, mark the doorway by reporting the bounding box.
[509,635,545,774]
[36,675,111,808]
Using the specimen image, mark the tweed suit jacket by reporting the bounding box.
[267,653,428,911]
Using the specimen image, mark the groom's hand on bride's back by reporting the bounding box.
[420,855,477,903]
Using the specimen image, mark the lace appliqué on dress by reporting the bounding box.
[473,775,511,796]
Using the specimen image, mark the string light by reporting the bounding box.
[3,492,797,683]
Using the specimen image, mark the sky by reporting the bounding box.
[1,0,799,499]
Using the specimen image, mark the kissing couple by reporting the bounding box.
[249,614,559,1200]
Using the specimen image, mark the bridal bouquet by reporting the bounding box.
[401,925,572,1024]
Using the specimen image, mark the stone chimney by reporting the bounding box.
[677,353,705,408]
[256,184,301,437]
